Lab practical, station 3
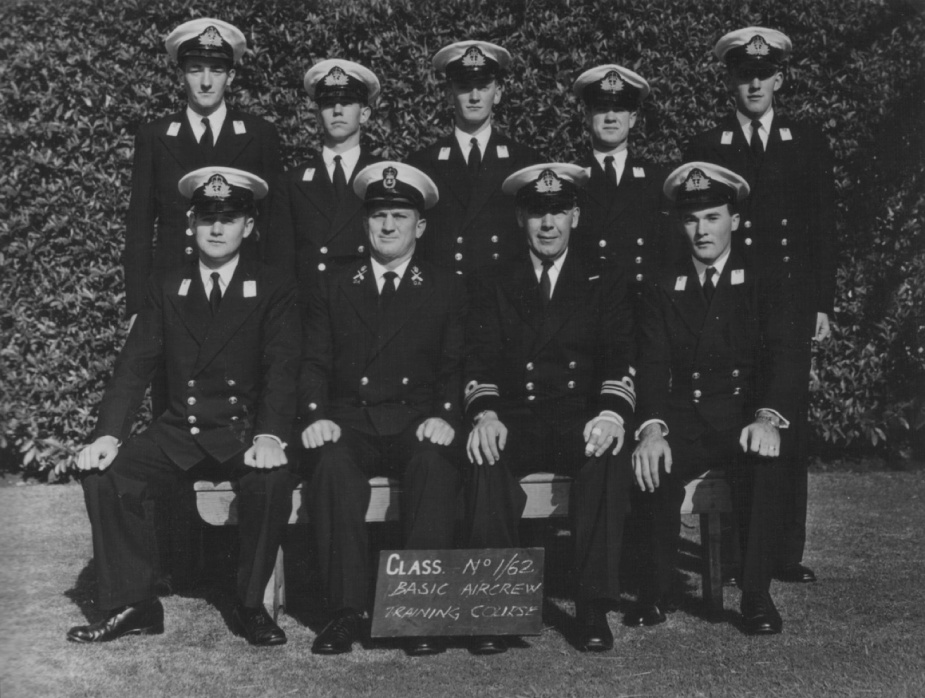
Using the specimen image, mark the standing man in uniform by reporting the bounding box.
[265,59,382,295]
[301,163,465,657]
[407,40,540,280]
[685,28,837,584]
[464,164,636,654]
[570,64,676,298]
[66,167,300,646]
[628,162,802,635]
[125,18,282,322]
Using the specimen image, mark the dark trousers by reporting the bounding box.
[636,426,785,599]
[81,432,297,610]
[308,424,462,612]
[463,411,632,603]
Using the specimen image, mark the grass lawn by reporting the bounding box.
[1,471,924,698]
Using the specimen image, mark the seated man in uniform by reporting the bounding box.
[628,162,802,635]
[66,167,300,646]
[300,162,466,657]
[463,164,636,654]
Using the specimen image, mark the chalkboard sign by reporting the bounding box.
[370,548,545,638]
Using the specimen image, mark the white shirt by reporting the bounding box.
[199,254,239,298]
[187,102,228,145]
[593,148,628,185]
[455,124,492,162]
[370,256,412,293]
[736,108,774,150]
[692,247,731,288]
[529,247,568,298]
[323,144,362,183]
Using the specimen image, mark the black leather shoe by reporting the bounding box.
[623,600,668,627]
[233,604,287,646]
[741,591,783,635]
[312,608,362,655]
[470,636,508,655]
[576,600,614,652]
[774,563,817,583]
[405,637,446,656]
[67,598,164,643]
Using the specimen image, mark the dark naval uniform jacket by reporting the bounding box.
[95,258,301,469]
[464,251,636,432]
[635,252,802,441]
[571,152,678,293]
[300,256,467,436]
[407,131,539,277]
[264,148,382,291]
[124,109,282,317]
[684,114,837,317]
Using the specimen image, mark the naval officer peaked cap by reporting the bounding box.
[304,59,381,105]
[714,27,792,70]
[572,64,651,110]
[179,167,269,214]
[663,162,750,207]
[503,163,589,209]
[165,18,247,65]
[354,162,439,212]
[433,40,511,81]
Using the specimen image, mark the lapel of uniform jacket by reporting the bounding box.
[461,132,508,231]
[433,135,469,209]
[668,258,709,337]
[582,153,612,215]
[328,148,378,242]
[211,109,254,167]
[695,253,748,361]
[158,111,202,173]
[531,251,587,356]
[192,258,262,375]
[340,259,379,339]
[366,257,434,365]
[501,256,542,335]
[607,155,646,223]
[168,262,212,347]
[294,152,335,229]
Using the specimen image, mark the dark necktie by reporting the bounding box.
[209,272,222,315]
[333,154,347,200]
[379,271,397,310]
[539,259,553,309]
[468,137,481,176]
[750,119,764,159]
[604,155,618,187]
[201,117,214,157]
[702,266,717,305]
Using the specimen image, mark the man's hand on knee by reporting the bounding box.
[582,416,625,458]
[739,419,780,457]
[466,411,507,466]
[245,436,288,469]
[301,419,342,449]
[75,436,120,472]
[632,424,672,492]
[416,418,455,446]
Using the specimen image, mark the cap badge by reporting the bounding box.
[198,26,224,48]
[683,168,712,192]
[204,174,232,199]
[383,166,398,190]
[462,46,487,67]
[745,35,770,56]
[601,71,624,93]
[536,169,563,194]
[324,66,350,86]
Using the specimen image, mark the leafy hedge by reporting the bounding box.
[2,0,924,474]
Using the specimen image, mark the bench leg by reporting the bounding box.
[264,546,285,621]
[700,512,723,613]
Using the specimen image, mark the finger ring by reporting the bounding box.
[591,427,602,435]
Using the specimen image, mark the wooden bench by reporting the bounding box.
[195,470,731,619]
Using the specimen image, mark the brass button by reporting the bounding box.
[185,228,193,237]
[599,240,607,248]
[230,416,239,422]
[185,246,194,255]
[187,397,196,406]
[190,427,200,435]
[187,416,196,424]
[227,379,235,386]
[229,396,238,405]
[526,382,535,391]
[454,253,463,261]
[526,395,536,401]
[456,237,464,244]
[444,402,452,411]
[745,238,753,246]
[692,372,701,380]
[781,219,788,227]
[309,402,318,411]
[732,369,740,378]
[318,263,326,271]
[635,256,642,264]
[358,245,365,253]
[567,381,576,389]
[744,221,752,229]
[360,377,369,386]
[187,380,195,388]
[526,362,534,371]
[781,239,788,246]
[492,253,499,260]
[733,387,741,395]
[320,246,328,254]
[693,390,702,398]
[402,377,409,385]
[783,256,790,263]
[491,235,499,243]
[569,361,577,369]
[637,238,644,246]
[636,274,643,281]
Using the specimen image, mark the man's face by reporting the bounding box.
[193,210,254,268]
[364,205,426,267]
[727,66,783,119]
[680,203,739,265]
[584,106,637,150]
[315,99,370,145]
[517,204,580,261]
[180,58,234,115]
[446,78,502,130]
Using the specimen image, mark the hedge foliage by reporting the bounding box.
[1,0,924,474]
